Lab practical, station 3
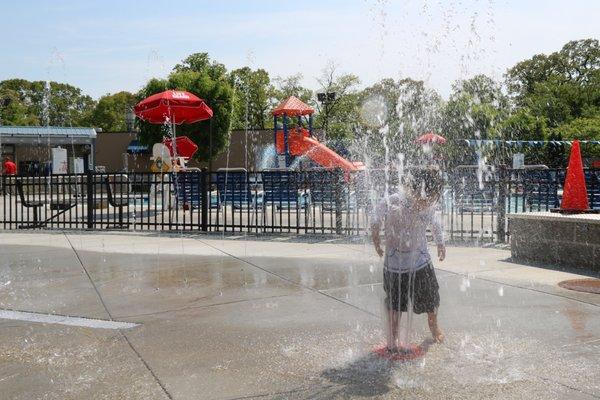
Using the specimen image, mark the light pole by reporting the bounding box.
[317,92,336,138]
[0,97,12,126]
[125,107,136,133]
[209,117,213,172]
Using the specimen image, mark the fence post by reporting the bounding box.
[334,169,343,235]
[86,170,94,229]
[201,168,208,232]
[496,164,507,243]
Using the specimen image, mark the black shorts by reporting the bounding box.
[383,263,440,313]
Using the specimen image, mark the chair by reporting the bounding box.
[523,169,559,211]
[175,171,202,209]
[105,175,130,228]
[261,170,308,210]
[448,166,497,213]
[16,179,47,229]
[305,169,357,211]
[585,170,600,209]
[216,168,261,209]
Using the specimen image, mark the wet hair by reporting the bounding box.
[403,167,444,200]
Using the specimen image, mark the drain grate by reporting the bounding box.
[558,278,600,294]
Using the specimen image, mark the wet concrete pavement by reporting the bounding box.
[1,231,599,399]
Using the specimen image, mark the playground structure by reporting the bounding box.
[272,96,364,172]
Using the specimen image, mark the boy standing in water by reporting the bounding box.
[371,168,445,352]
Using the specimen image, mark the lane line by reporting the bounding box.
[0,309,138,330]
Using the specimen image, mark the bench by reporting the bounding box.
[16,179,47,229]
[105,176,130,228]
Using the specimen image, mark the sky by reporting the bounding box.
[1,0,599,100]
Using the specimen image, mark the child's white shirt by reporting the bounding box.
[372,192,443,273]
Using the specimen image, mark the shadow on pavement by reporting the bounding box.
[316,338,435,398]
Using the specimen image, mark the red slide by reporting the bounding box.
[276,128,364,172]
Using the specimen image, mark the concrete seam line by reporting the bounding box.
[63,233,115,321]
[436,267,600,309]
[347,245,600,308]
[194,238,380,318]
[116,293,298,320]
[532,373,600,399]
[63,233,173,400]
[223,383,339,400]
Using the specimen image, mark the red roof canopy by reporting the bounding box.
[272,96,314,117]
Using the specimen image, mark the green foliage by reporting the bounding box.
[138,56,234,162]
[0,87,38,125]
[557,116,600,140]
[501,108,548,141]
[504,38,600,164]
[89,91,137,132]
[3,40,599,168]
[442,75,510,167]
[229,67,273,130]
[356,78,443,165]
[0,79,95,126]
[173,52,227,80]
[272,73,313,104]
[444,75,509,141]
[507,39,600,127]
[314,64,361,140]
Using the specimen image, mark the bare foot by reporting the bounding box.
[432,329,444,343]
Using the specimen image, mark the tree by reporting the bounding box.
[506,39,600,128]
[272,73,313,104]
[173,52,227,81]
[0,79,95,127]
[314,63,361,140]
[504,39,600,165]
[229,67,273,130]
[356,78,442,165]
[444,75,509,140]
[500,108,555,166]
[442,75,509,167]
[89,91,137,132]
[138,55,234,162]
[0,87,38,125]
[556,116,600,160]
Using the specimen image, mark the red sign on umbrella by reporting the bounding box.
[416,132,446,144]
[134,90,213,124]
[162,136,199,159]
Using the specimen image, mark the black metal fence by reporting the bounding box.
[1,168,599,242]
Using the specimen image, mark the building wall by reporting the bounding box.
[95,132,144,172]
[207,130,273,170]
[95,130,274,172]
[14,144,89,175]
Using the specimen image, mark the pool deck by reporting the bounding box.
[1,231,599,399]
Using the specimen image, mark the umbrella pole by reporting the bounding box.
[171,115,177,160]
[170,114,179,217]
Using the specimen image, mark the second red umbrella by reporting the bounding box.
[162,136,199,159]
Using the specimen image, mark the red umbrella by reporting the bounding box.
[134,90,213,124]
[416,132,446,144]
[162,136,198,159]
